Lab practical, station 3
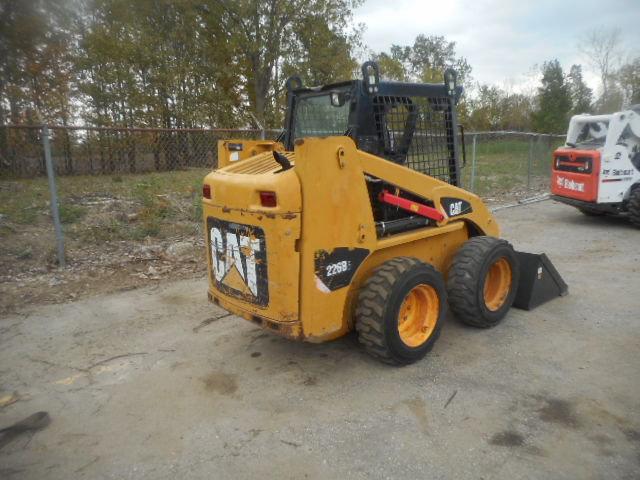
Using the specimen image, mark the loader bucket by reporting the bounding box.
[513,252,568,310]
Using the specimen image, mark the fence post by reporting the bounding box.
[527,135,534,189]
[470,134,477,192]
[42,125,66,268]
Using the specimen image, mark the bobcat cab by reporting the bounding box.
[202,62,566,365]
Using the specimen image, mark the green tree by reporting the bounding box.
[532,60,571,133]
[567,65,593,114]
[214,0,362,129]
[77,0,241,128]
[372,52,406,81]
[465,85,534,131]
[467,85,503,131]
[375,35,472,87]
[0,0,76,125]
[501,93,535,131]
[617,58,640,107]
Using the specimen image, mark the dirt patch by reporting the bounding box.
[193,315,230,333]
[202,372,238,395]
[302,375,317,386]
[0,170,209,315]
[403,397,429,434]
[489,430,525,447]
[0,243,207,315]
[623,429,640,443]
[538,398,581,429]
[589,434,615,457]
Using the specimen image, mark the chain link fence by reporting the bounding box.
[1,126,564,193]
[0,125,279,178]
[461,131,565,198]
[1,126,563,183]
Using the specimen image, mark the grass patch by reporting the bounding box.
[78,220,127,243]
[59,203,87,224]
[1,169,207,217]
[16,247,33,260]
[0,168,209,244]
[0,180,49,225]
[460,137,563,195]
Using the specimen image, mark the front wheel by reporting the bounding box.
[355,257,446,365]
[447,236,520,328]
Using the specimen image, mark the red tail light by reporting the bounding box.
[259,191,277,207]
[203,184,211,199]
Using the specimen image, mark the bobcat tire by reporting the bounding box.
[447,236,519,328]
[355,257,446,365]
[629,187,640,228]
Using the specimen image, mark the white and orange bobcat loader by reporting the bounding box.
[551,106,640,227]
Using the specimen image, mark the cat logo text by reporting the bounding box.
[207,219,269,306]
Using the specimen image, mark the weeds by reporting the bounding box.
[16,247,33,260]
[59,203,87,224]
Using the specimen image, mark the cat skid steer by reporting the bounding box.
[202,62,567,365]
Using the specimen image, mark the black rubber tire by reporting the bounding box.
[447,236,520,328]
[579,208,605,217]
[355,257,446,365]
[629,187,640,228]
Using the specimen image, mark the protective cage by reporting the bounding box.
[283,62,464,187]
[370,94,457,183]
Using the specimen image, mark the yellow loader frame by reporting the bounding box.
[205,136,498,342]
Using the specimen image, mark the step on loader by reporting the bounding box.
[202,62,567,365]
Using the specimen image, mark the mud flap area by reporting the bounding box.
[513,252,568,310]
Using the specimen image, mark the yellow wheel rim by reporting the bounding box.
[483,257,513,311]
[397,284,440,347]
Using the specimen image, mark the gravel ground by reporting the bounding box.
[0,200,639,480]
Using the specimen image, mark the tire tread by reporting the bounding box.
[355,257,442,365]
[447,236,516,328]
[629,187,640,228]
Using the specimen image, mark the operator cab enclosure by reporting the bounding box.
[282,62,464,186]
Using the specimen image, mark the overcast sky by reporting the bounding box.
[354,0,640,94]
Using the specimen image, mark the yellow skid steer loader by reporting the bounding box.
[202,62,567,364]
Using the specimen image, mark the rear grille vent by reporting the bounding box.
[223,152,295,174]
[554,155,592,174]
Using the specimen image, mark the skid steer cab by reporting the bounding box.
[551,107,640,227]
[202,62,567,365]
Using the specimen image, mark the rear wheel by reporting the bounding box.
[355,257,446,365]
[447,236,519,328]
[629,187,640,228]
